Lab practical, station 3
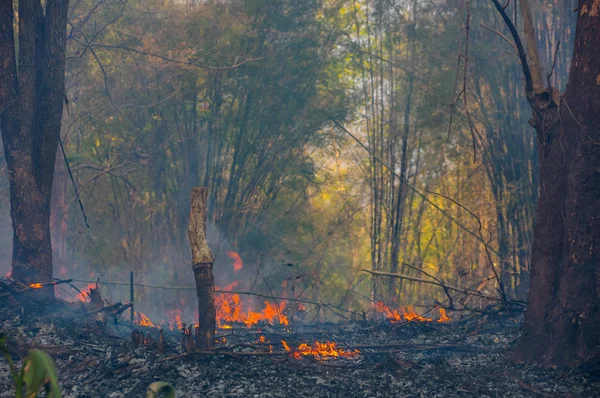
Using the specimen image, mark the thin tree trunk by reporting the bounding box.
[188,187,215,350]
[389,7,417,299]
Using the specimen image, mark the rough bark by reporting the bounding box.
[0,0,69,292]
[512,0,600,366]
[188,187,215,350]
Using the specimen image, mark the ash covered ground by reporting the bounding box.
[1,307,599,398]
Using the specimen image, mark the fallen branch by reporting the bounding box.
[0,278,74,299]
[157,342,495,362]
[69,302,132,319]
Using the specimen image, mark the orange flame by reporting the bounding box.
[226,251,243,273]
[134,311,157,327]
[76,283,96,302]
[29,283,44,289]
[215,284,289,328]
[282,340,360,360]
[437,307,451,323]
[373,302,434,323]
[165,308,184,331]
[402,305,433,322]
[373,301,402,322]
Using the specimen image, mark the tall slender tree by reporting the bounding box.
[0,0,69,291]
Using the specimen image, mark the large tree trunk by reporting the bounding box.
[0,0,69,292]
[512,0,600,366]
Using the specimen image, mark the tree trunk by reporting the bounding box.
[512,0,600,366]
[51,137,69,279]
[188,187,215,350]
[0,0,69,292]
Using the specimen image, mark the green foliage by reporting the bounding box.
[38,0,572,313]
[22,350,61,398]
[146,382,175,398]
[0,334,61,398]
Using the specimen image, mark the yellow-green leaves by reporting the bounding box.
[147,382,175,398]
[23,349,61,398]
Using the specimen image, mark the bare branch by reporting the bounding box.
[489,0,534,95]
[480,23,518,53]
[91,43,264,71]
[361,269,499,300]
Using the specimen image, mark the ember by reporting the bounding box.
[282,340,360,360]
[29,283,44,289]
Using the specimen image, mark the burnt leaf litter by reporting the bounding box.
[0,304,598,398]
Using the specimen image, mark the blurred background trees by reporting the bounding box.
[0,0,577,317]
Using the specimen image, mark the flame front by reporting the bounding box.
[373,302,450,323]
[216,287,289,328]
[282,340,360,360]
[402,305,433,322]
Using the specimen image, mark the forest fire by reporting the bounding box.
[29,283,44,289]
[214,276,289,328]
[215,293,289,328]
[282,340,360,360]
[373,302,451,323]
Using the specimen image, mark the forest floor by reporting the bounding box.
[1,303,599,398]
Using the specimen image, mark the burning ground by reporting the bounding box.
[0,290,598,398]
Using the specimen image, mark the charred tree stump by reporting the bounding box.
[188,187,215,350]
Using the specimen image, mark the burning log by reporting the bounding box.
[188,187,216,350]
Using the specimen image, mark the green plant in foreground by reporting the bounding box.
[0,333,61,398]
[147,381,175,398]
[2,333,175,398]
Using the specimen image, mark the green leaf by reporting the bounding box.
[0,333,24,397]
[23,349,61,398]
[147,382,175,398]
